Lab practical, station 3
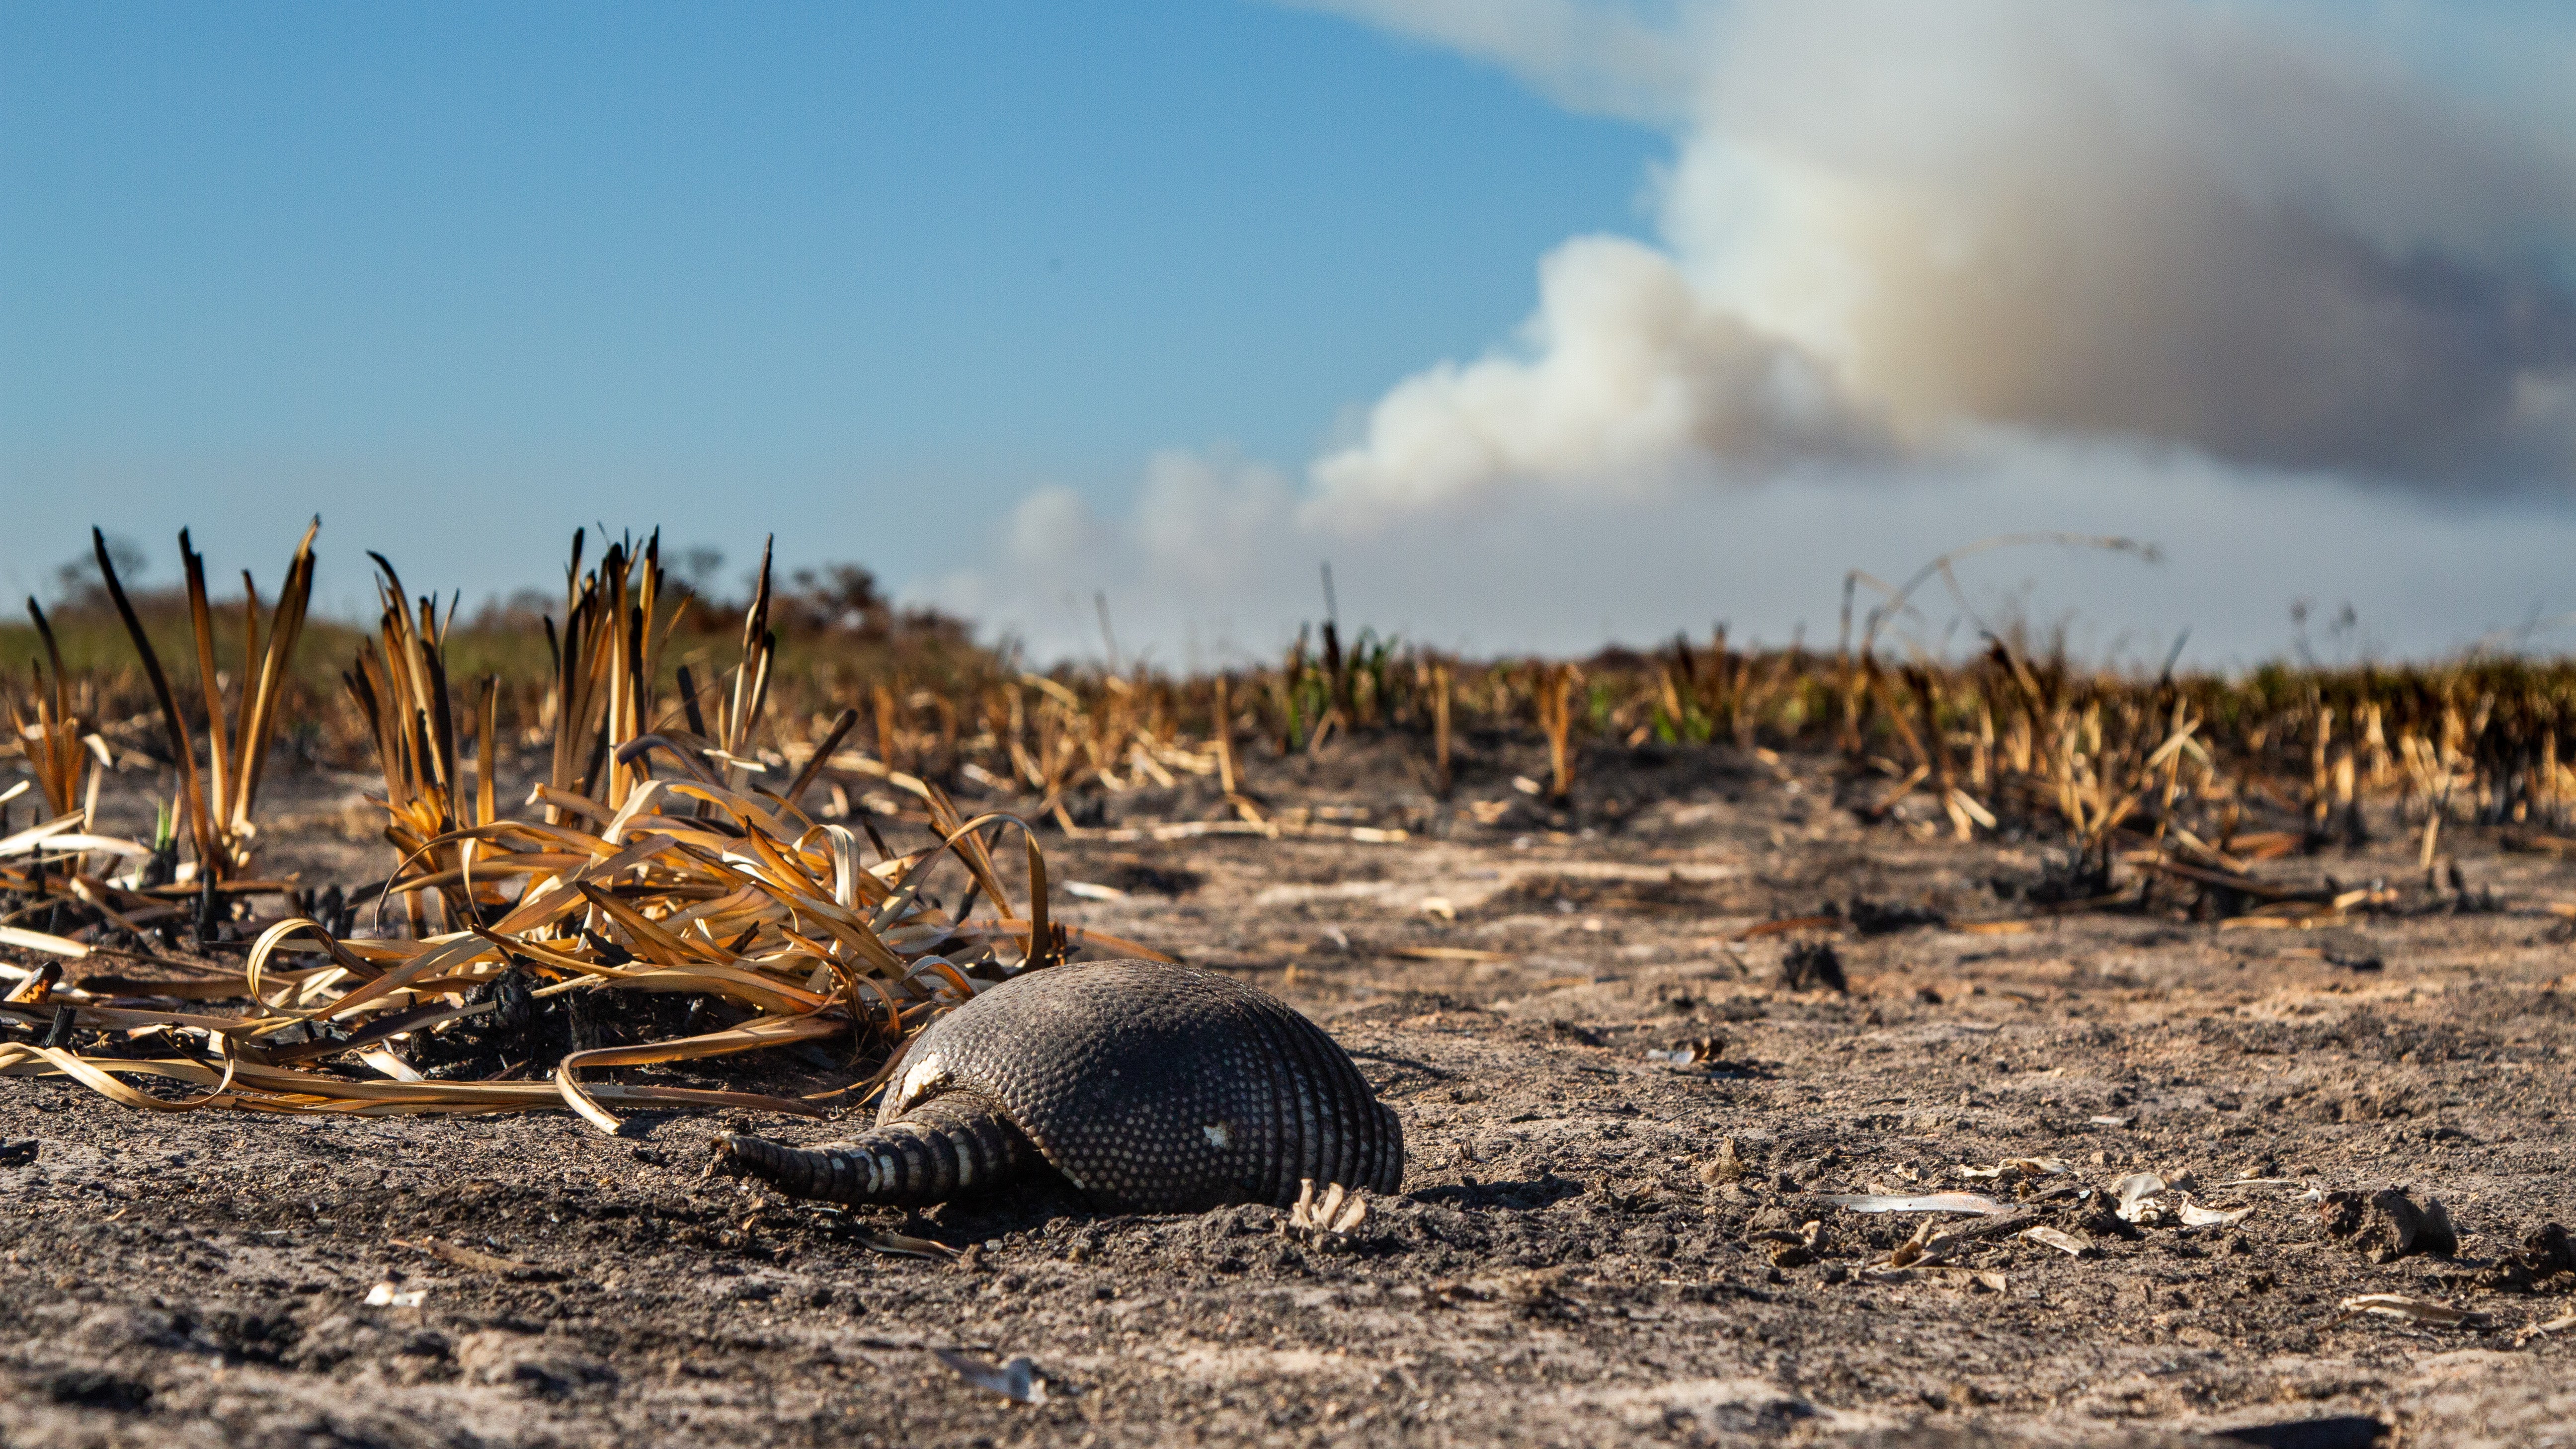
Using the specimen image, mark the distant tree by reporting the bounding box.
[679,546,725,598]
[778,564,888,635]
[51,534,147,609]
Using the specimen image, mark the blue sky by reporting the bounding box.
[8,1,2576,664]
[3,1,1656,610]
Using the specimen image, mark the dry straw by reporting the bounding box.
[4,530,1161,1132]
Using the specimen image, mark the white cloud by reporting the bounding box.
[1304,235,1886,527]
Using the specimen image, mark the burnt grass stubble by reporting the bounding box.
[4,735,2575,1448]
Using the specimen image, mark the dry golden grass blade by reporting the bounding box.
[917,794,1027,922]
[179,531,234,842]
[572,880,727,965]
[169,520,325,874]
[16,601,87,820]
[1733,915,1844,942]
[0,924,90,959]
[785,707,860,807]
[965,918,1172,964]
[749,879,912,978]
[569,966,830,1015]
[1022,821,1052,966]
[1,998,253,1036]
[1535,663,1578,802]
[486,832,680,935]
[265,932,499,1033]
[553,1014,845,1133]
[0,1044,239,1112]
[2,1043,829,1120]
[475,676,499,830]
[0,810,87,857]
[725,538,775,759]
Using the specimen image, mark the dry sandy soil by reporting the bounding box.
[4,736,2574,1447]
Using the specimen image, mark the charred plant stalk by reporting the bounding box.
[93,528,216,873]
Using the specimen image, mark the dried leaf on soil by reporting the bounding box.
[2177,1197,2256,1228]
[2334,1293,2483,1328]
[2021,1226,2093,1258]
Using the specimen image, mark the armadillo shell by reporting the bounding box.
[880,959,1403,1213]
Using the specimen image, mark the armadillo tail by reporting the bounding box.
[710,1091,1033,1207]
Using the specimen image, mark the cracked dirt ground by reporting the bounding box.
[3,740,2574,1447]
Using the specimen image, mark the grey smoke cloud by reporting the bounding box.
[1285,0,1708,126]
[930,0,2576,661]
[1308,0,2576,498]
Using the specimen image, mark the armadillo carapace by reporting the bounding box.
[712,959,1404,1213]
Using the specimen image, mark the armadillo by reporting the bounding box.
[711,958,1404,1213]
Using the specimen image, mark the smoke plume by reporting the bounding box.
[1312,0,2576,500]
[931,0,2576,660]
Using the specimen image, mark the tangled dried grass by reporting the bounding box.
[2,530,1160,1131]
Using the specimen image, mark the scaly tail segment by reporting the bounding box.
[711,1092,1033,1207]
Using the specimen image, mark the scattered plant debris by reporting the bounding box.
[2334,1292,2483,1328]
[1645,1034,1727,1068]
[1749,1218,1827,1268]
[1840,897,1948,935]
[2314,1186,2458,1263]
[394,1236,560,1282]
[2521,1312,2576,1346]
[1779,939,1847,993]
[1956,1156,2069,1183]
[2020,1225,2091,1257]
[1100,861,1204,896]
[932,1349,1049,1405]
[1698,1136,1754,1184]
[2476,1223,2576,1293]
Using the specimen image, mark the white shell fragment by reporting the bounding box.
[933,1349,1048,1404]
[2112,1173,2169,1223]
[1957,1157,2071,1181]
[2176,1197,2255,1228]
[1820,1192,2011,1216]
[2021,1226,2093,1257]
